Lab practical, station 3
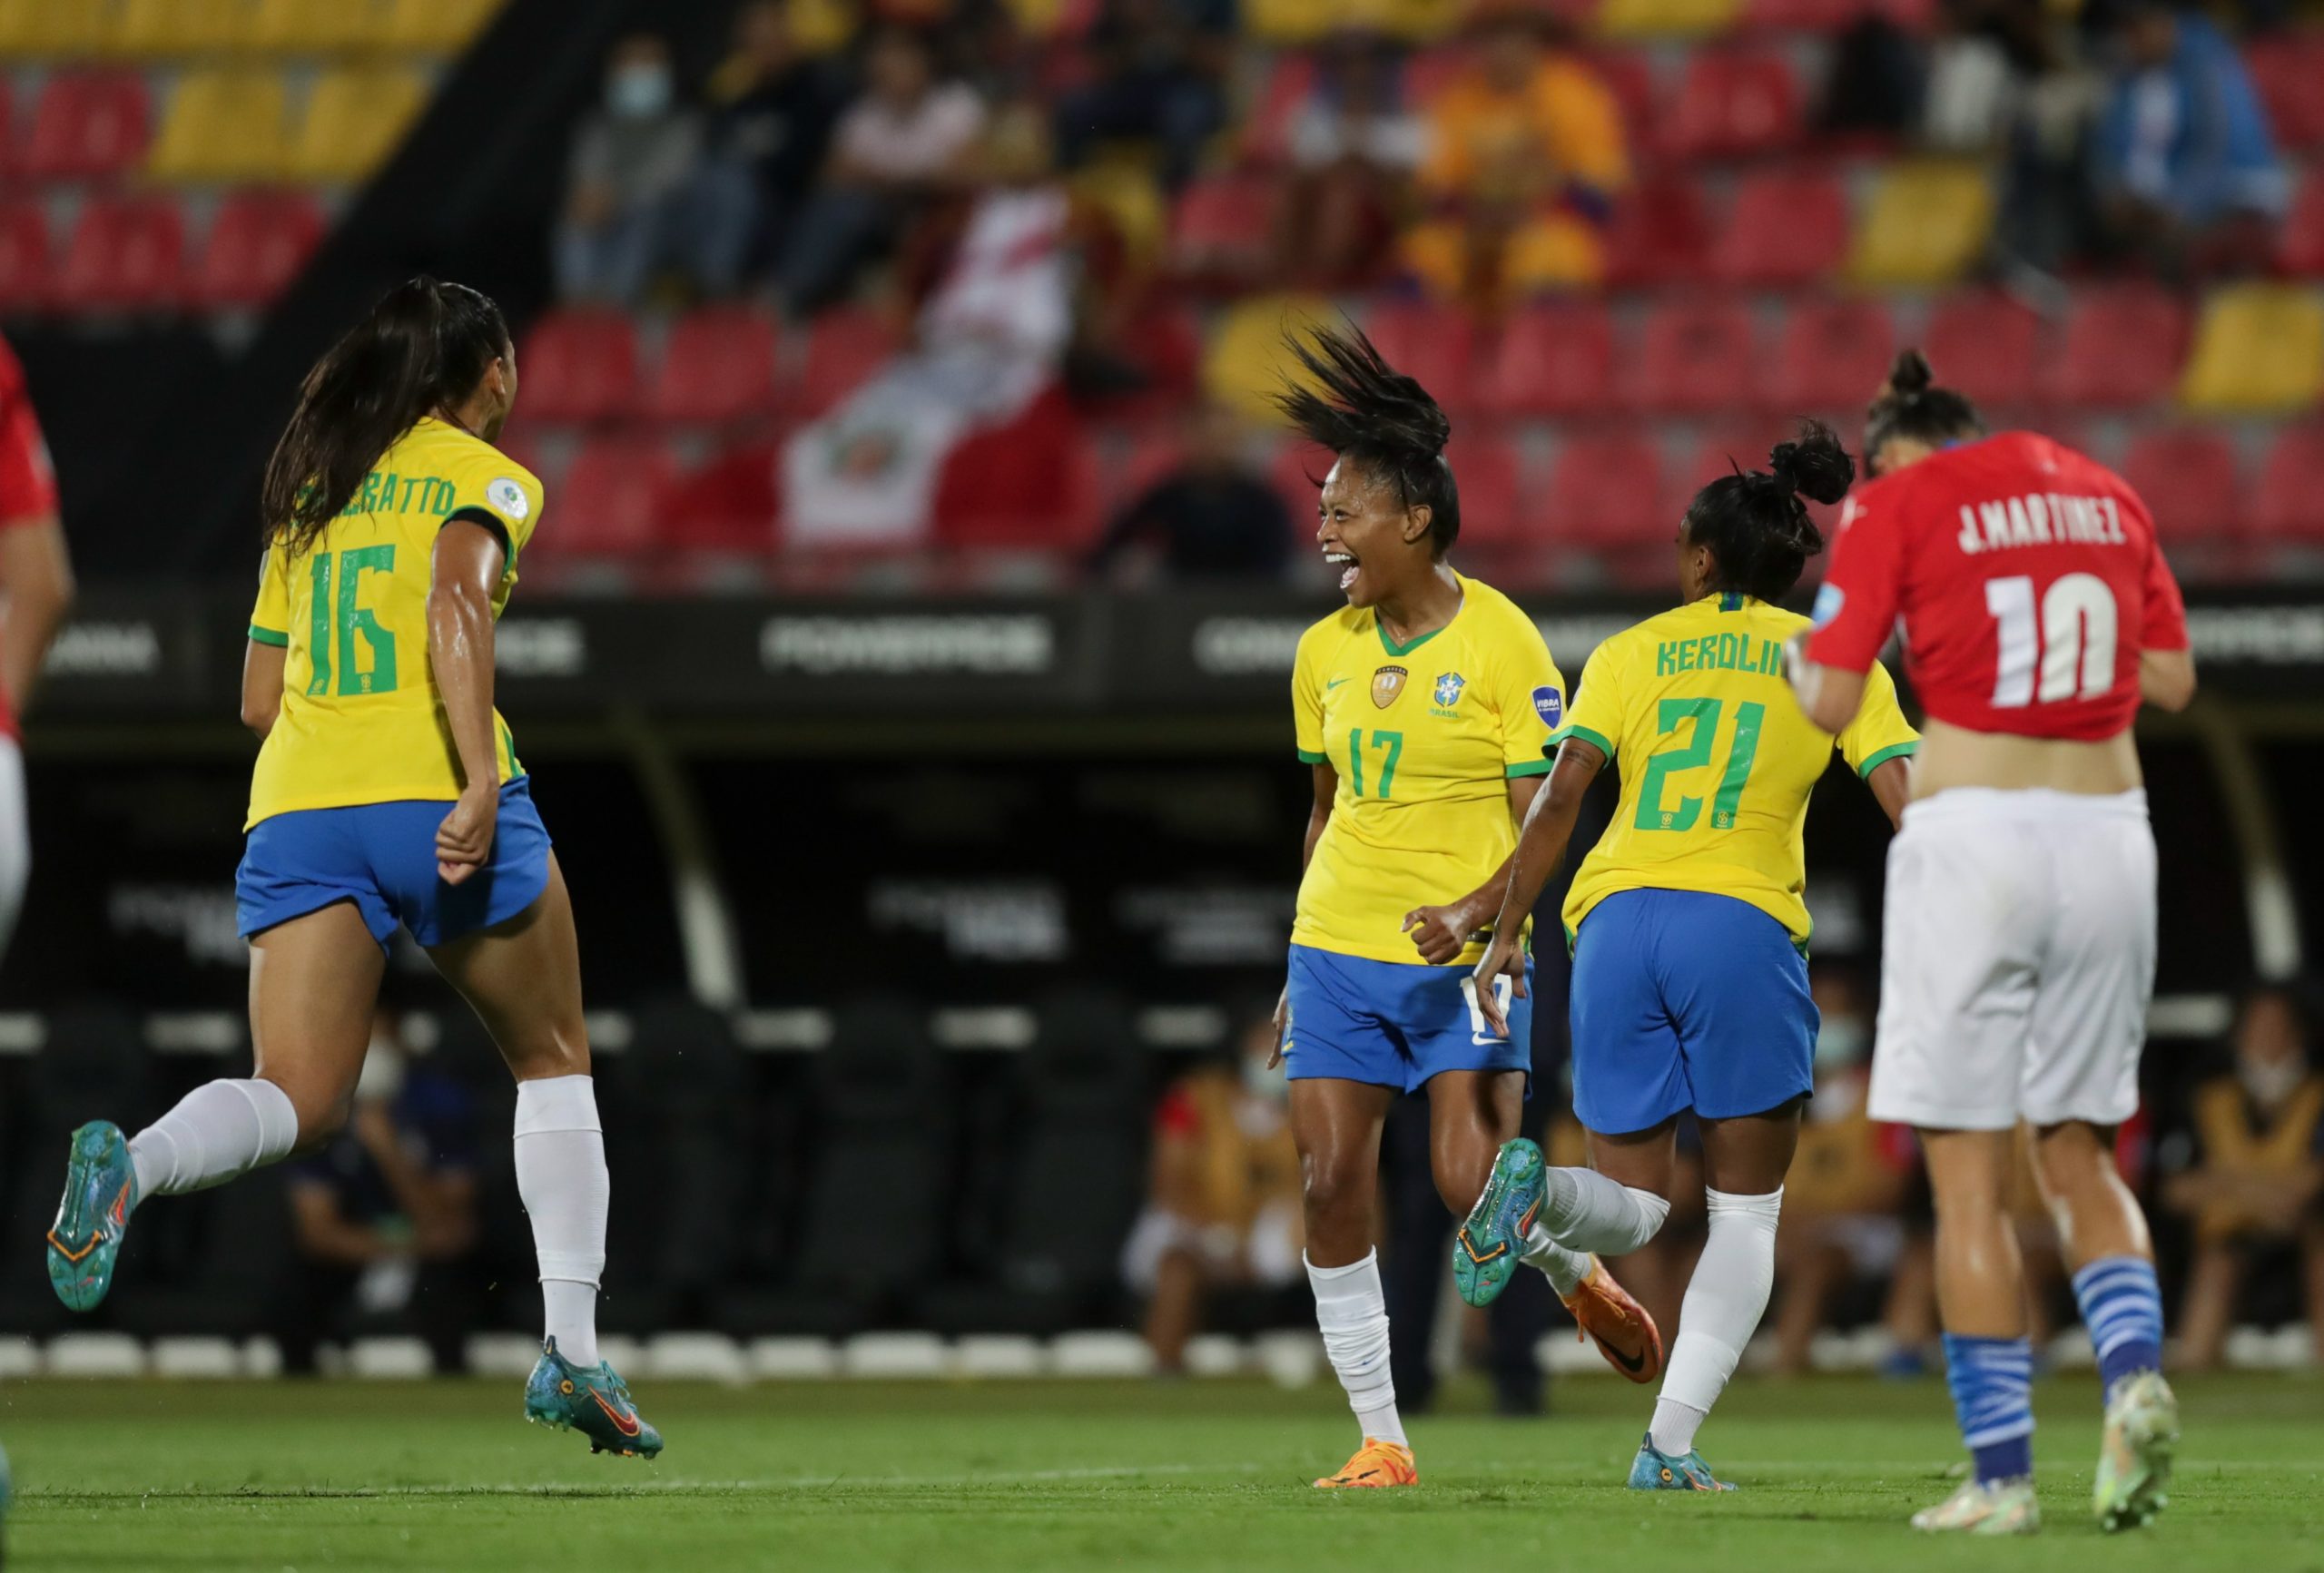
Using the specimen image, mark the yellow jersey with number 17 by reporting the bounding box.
[244,416,545,830]
[1552,590,1917,946]
[1292,574,1566,967]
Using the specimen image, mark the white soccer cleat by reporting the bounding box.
[1910,1477,2042,1535]
[2094,1370,2178,1531]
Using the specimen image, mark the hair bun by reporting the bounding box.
[1768,418,1855,506]
[1884,349,1934,398]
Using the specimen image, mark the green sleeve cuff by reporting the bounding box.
[1504,759,1554,778]
[1856,740,1919,779]
[1549,723,1616,762]
[247,624,289,647]
[1296,749,1327,765]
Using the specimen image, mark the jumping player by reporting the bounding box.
[1458,424,1918,1491]
[1789,351,2193,1534]
[1275,325,1655,1489]
[44,279,662,1459]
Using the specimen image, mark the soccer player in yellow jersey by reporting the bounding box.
[44,279,661,1458]
[1269,327,1650,1490]
[1457,424,1917,1491]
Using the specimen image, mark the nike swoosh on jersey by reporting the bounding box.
[1325,677,1350,689]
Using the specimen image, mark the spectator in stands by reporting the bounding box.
[2161,983,2324,1368]
[1053,0,1234,192]
[2093,0,2287,279]
[1399,3,1627,309]
[688,0,852,296]
[777,24,988,313]
[1123,1012,1304,1375]
[1093,400,1293,584]
[1769,967,1913,1374]
[1271,31,1425,290]
[783,102,1072,544]
[279,1013,482,1375]
[554,34,707,306]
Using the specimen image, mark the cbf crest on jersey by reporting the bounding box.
[1433,672,1466,708]
[1371,664,1407,708]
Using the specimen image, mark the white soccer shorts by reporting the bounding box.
[1868,786,2155,1132]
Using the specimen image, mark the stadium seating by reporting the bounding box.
[1629,299,1757,413]
[1598,0,1746,39]
[189,191,324,309]
[1659,49,1801,162]
[1474,302,1616,419]
[2244,33,2324,151]
[2120,428,2243,545]
[289,66,429,182]
[2179,285,2324,415]
[1202,294,1332,422]
[791,305,902,418]
[518,309,640,425]
[1363,300,1475,417]
[1762,297,1895,413]
[0,201,48,310]
[52,196,184,312]
[1920,291,2042,411]
[646,306,781,426]
[2283,169,2324,278]
[1710,169,1849,286]
[1847,162,1993,287]
[1168,172,1276,286]
[1544,428,1669,549]
[554,437,676,556]
[18,71,150,181]
[1438,433,1526,548]
[0,0,108,56]
[2250,425,2324,543]
[147,68,290,182]
[2044,284,2191,409]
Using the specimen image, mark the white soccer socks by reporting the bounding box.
[1539,1165,1672,1256]
[514,1075,609,1370]
[1649,1185,1783,1457]
[1306,1250,1406,1447]
[126,1077,300,1199]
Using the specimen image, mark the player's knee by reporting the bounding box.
[500,1028,590,1082]
[1300,1156,1367,1226]
[261,1072,351,1153]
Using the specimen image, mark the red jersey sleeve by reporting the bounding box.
[2137,522,2189,654]
[0,340,57,525]
[1805,487,1905,673]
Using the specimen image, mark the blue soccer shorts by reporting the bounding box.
[1281,942,1533,1096]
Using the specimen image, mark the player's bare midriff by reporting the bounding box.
[1910,718,2143,800]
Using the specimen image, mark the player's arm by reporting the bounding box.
[1787,646,1868,737]
[427,517,507,885]
[1472,737,1608,1037]
[1269,761,1336,1066]
[1790,496,1903,734]
[0,516,70,715]
[1403,775,1544,965]
[1866,755,1913,829]
[2140,648,2195,712]
[241,640,286,738]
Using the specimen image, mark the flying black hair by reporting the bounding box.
[1682,420,1855,603]
[1273,322,1460,555]
[261,275,510,556]
[1863,348,1984,469]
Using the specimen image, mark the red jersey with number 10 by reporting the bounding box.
[1805,431,2189,742]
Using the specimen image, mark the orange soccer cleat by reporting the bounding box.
[1314,1438,1418,1489]
[1562,1255,1664,1383]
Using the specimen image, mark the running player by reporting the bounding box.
[1457,424,1918,1490]
[1275,325,1655,1490]
[43,278,662,1459]
[1789,351,2191,1534]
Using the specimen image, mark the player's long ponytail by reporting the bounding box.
[1863,349,1984,471]
[1273,321,1461,555]
[1682,420,1854,604]
[262,276,509,556]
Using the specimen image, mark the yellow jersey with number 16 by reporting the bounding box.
[244,416,544,830]
[1553,590,1917,946]
[1292,574,1567,967]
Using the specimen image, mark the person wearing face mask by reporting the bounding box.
[1121,1011,1305,1377]
[2162,984,2324,1370]
[553,34,705,307]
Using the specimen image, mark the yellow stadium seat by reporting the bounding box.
[148,67,290,181]
[1376,0,1464,41]
[1070,157,1166,270]
[1596,0,1741,39]
[0,0,111,58]
[1204,294,1336,422]
[378,0,498,53]
[288,65,428,182]
[1846,162,1994,288]
[245,0,395,53]
[2180,285,2324,414]
[1246,0,1334,44]
[104,0,251,55]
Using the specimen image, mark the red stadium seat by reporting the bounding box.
[933,387,1099,551]
[1920,291,2043,409]
[1660,51,1802,162]
[1710,171,1849,287]
[1604,174,1712,287]
[1589,51,1658,148]
[2119,428,2242,544]
[1402,47,1470,111]
[2280,167,2324,277]
[20,72,150,181]
[1669,420,1791,513]
[665,438,782,552]
[1441,434,1525,548]
[1762,297,1896,413]
[2245,35,2324,150]
[1364,300,1475,417]
[2043,284,2190,409]
[1242,53,1315,164]
[1629,300,1758,414]
[792,306,900,418]
[1476,302,1616,419]
[1544,430,1669,550]
[52,196,185,312]
[647,305,779,424]
[1168,172,1275,284]
[2251,425,2324,542]
[517,308,638,424]
[1743,0,1872,28]
[191,191,322,309]
[555,437,676,555]
[0,202,51,313]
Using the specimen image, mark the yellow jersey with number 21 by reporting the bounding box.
[244,416,544,830]
[1292,574,1566,967]
[1553,591,1917,947]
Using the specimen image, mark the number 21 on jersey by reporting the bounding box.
[1985,572,2116,708]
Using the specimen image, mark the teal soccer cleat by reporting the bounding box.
[1454,1137,1545,1308]
[46,1121,138,1312]
[1628,1433,1735,1491]
[526,1340,665,1459]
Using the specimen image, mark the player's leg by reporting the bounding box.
[0,732,28,963]
[49,900,379,1311]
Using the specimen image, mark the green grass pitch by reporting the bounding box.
[3,1371,2319,1570]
